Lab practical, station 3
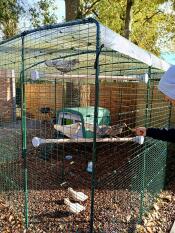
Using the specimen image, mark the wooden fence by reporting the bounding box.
[25,83,63,120]
[25,82,141,126]
[0,76,172,128]
[0,69,16,122]
[80,82,139,126]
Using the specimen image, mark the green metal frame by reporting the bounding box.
[0,17,171,232]
[21,34,29,229]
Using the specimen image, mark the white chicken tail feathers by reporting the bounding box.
[68,187,73,193]
[68,187,88,202]
[64,198,85,214]
[64,197,71,206]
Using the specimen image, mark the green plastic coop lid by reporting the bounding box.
[57,106,110,125]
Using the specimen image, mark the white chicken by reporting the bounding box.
[68,187,88,202]
[54,122,81,138]
[64,198,85,214]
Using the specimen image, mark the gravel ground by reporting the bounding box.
[0,197,25,233]
[0,141,175,232]
[136,143,175,233]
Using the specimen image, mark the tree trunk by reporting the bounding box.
[124,0,134,39]
[65,0,80,21]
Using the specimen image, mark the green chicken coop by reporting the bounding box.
[55,106,111,139]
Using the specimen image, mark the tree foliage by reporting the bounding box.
[0,0,23,39]
[29,0,58,28]
[0,0,58,38]
[0,0,175,55]
[74,0,175,55]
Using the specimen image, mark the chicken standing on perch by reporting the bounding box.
[45,58,79,74]
[98,123,126,137]
[68,187,88,202]
[84,122,126,137]
[64,198,85,214]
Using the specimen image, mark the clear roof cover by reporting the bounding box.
[0,18,170,80]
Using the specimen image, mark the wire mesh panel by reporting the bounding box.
[91,55,170,232]
[0,38,25,229]
[22,20,99,232]
[0,18,171,232]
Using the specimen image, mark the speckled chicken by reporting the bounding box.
[101,123,126,137]
[45,59,79,73]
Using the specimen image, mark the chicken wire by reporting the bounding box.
[0,18,171,232]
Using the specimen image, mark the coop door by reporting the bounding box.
[58,112,83,138]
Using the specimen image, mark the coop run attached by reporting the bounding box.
[0,18,171,232]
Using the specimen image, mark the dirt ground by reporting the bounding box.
[0,141,175,232]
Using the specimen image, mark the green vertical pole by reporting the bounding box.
[168,102,172,129]
[55,78,57,117]
[165,87,172,187]
[90,21,100,233]
[21,34,29,229]
[139,67,151,222]
[61,75,65,181]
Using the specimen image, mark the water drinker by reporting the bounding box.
[86,161,93,173]
[65,155,73,160]
[31,70,40,81]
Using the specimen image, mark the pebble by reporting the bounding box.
[8,215,13,222]
[146,226,153,233]
[153,203,159,211]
